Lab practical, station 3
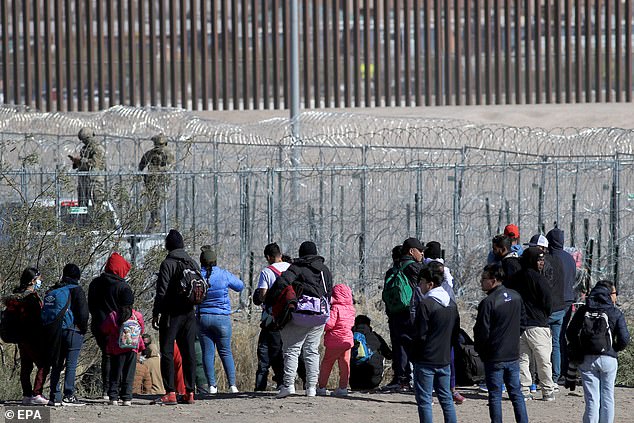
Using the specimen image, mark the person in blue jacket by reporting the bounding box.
[196,245,244,393]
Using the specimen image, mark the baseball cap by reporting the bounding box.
[504,224,520,239]
[402,237,424,252]
[525,234,549,248]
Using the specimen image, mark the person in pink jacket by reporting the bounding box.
[100,301,145,406]
[317,284,356,396]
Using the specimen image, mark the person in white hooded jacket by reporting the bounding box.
[407,261,460,423]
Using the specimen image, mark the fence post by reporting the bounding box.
[570,193,577,247]
[213,140,219,246]
[239,174,249,305]
[610,156,620,289]
[191,174,196,247]
[329,170,335,270]
[597,218,602,276]
[416,164,422,239]
[267,168,274,243]
[359,146,368,287]
[486,197,492,238]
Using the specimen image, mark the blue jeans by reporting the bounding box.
[413,363,456,423]
[549,309,567,382]
[484,360,529,423]
[49,329,84,402]
[197,313,236,387]
[579,354,618,423]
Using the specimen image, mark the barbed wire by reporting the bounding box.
[0,106,632,305]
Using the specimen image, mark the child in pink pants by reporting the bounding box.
[317,284,356,396]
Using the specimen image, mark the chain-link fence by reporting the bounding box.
[1,106,633,307]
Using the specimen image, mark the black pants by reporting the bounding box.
[388,312,412,385]
[255,326,284,391]
[93,330,111,394]
[108,351,137,401]
[159,311,197,393]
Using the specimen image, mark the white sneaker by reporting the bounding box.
[109,400,120,406]
[316,387,330,396]
[229,385,239,393]
[121,400,132,406]
[332,388,348,397]
[276,385,295,399]
[305,387,316,397]
[22,396,34,405]
[208,386,218,394]
[31,395,49,405]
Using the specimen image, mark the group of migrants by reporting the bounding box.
[1,223,630,423]
[68,127,174,232]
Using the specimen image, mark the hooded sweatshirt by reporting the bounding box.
[546,228,577,305]
[566,283,630,359]
[88,253,134,334]
[323,284,356,349]
[408,286,460,366]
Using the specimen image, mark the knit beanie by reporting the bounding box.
[200,245,217,266]
[165,229,184,251]
[298,241,317,257]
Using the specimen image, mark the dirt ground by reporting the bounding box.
[40,385,633,423]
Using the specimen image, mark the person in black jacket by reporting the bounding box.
[265,241,333,398]
[88,252,133,398]
[151,229,200,405]
[491,235,522,285]
[383,237,424,391]
[408,263,460,423]
[349,315,392,390]
[48,263,89,406]
[474,264,528,423]
[566,280,630,423]
[526,233,567,385]
[546,226,578,384]
[506,246,556,401]
[6,268,50,405]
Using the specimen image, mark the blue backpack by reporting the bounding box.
[352,331,374,363]
[41,286,74,330]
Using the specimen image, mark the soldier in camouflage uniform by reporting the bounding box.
[138,134,174,232]
[68,127,105,209]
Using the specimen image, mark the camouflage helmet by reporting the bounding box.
[78,127,95,142]
[152,134,168,146]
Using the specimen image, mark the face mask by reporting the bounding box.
[34,280,42,290]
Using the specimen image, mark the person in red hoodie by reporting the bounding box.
[88,252,133,399]
[316,284,356,397]
[100,292,145,406]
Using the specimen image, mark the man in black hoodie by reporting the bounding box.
[151,229,200,405]
[506,247,556,401]
[47,263,89,406]
[88,252,133,398]
[265,241,333,398]
[546,227,577,384]
[474,264,528,423]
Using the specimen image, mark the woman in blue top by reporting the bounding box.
[196,245,244,393]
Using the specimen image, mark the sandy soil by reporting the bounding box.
[41,385,633,423]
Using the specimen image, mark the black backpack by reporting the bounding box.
[0,297,27,344]
[177,260,209,305]
[579,310,612,355]
[454,329,485,386]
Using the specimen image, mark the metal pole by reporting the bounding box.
[290,0,301,205]
[290,0,300,136]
